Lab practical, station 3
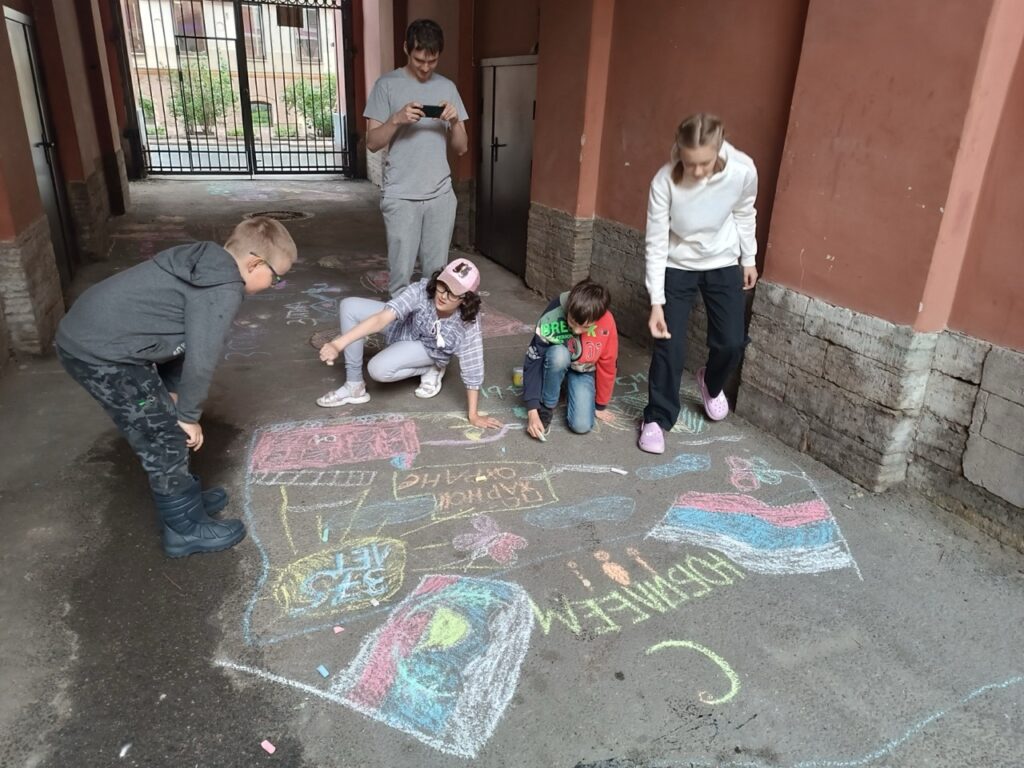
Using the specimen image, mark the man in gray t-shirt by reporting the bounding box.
[364,19,469,297]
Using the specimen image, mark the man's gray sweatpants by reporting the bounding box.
[381,187,457,297]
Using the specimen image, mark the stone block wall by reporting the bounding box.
[738,282,937,491]
[524,202,593,299]
[66,161,111,261]
[910,338,1024,549]
[366,147,384,188]
[0,215,65,354]
[0,293,9,366]
[452,178,475,249]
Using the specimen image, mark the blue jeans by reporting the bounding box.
[541,345,596,434]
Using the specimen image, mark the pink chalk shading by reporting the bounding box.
[333,626,345,634]
[251,421,419,473]
[480,309,532,339]
[346,575,459,710]
[673,492,831,527]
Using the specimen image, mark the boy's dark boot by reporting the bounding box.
[153,479,246,558]
[192,474,229,515]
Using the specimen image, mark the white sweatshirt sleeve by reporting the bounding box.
[644,167,672,306]
[734,164,758,266]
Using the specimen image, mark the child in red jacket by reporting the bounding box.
[522,279,619,440]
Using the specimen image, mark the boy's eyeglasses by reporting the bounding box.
[436,281,465,301]
[251,251,283,287]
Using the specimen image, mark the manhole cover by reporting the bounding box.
[244,210,313,221]
[309,329,336,349]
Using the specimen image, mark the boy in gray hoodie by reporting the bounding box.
[55,217,297,557]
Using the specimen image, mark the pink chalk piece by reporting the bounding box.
[260,739,276,754]
[333,626,345,634]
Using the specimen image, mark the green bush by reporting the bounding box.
[139,96,156,122]
[283,75,337,137]
[273,124,298,139]
[227,126,245,138]
[168,55,238,135]
[251,103,272,126]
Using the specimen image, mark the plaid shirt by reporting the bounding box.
[384,280,485,389]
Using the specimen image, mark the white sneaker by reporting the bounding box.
[316,382,370,407]
[414,366,446,399]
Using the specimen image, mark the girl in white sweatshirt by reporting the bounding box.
[638,113,759,454]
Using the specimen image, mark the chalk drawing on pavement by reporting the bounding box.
[647,492,857,575]
[646,639,741,705]
[451,514,528,566]
[330,574,534,758]
[636,453,712,480]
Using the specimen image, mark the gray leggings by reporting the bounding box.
[340,296,435,384]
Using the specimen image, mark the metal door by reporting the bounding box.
[122,0,356,175]
[5,8,74,289]
[476,57,537,276]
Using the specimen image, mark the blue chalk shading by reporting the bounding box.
[317,664,330,678]
[662,507,838,551]
[524,496,635,529]
[635,453,711,480]
[340,496,435,530]
[512,406,528,419]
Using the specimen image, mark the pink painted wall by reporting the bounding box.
[529,0,593,213]
[595,0,806,259]
[764,0,991,325]
[475,0,539,60]
[361,0,392,93]
[950,43,1024,350]
[53,5,100,178]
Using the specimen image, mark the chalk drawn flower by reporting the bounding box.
[726,456,784,492]
[452,514,527,566]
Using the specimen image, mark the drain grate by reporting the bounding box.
[244,210,313,221]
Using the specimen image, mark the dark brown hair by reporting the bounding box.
[406,19,444,55]
[427,270,480,323]
[566,279,611,325]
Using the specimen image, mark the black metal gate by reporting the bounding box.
[122,0,356,174]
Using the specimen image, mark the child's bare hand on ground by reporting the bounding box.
[595,409,616,424]
[178,420,204,450]
[470,414,503,430]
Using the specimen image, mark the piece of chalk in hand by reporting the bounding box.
[326,360,334,366]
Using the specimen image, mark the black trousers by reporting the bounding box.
[56,347,192,495]
[643,265,748,431]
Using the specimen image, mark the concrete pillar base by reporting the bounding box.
[524,202,593,298]
[0,215,65,354]
[67,162,111,261]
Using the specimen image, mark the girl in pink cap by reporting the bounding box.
[316,259,503,429]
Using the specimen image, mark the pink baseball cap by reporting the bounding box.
[438,259,480,295]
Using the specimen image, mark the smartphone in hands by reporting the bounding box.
[421,105,444,118]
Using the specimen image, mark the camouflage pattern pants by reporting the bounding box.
[57,347,192,495]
